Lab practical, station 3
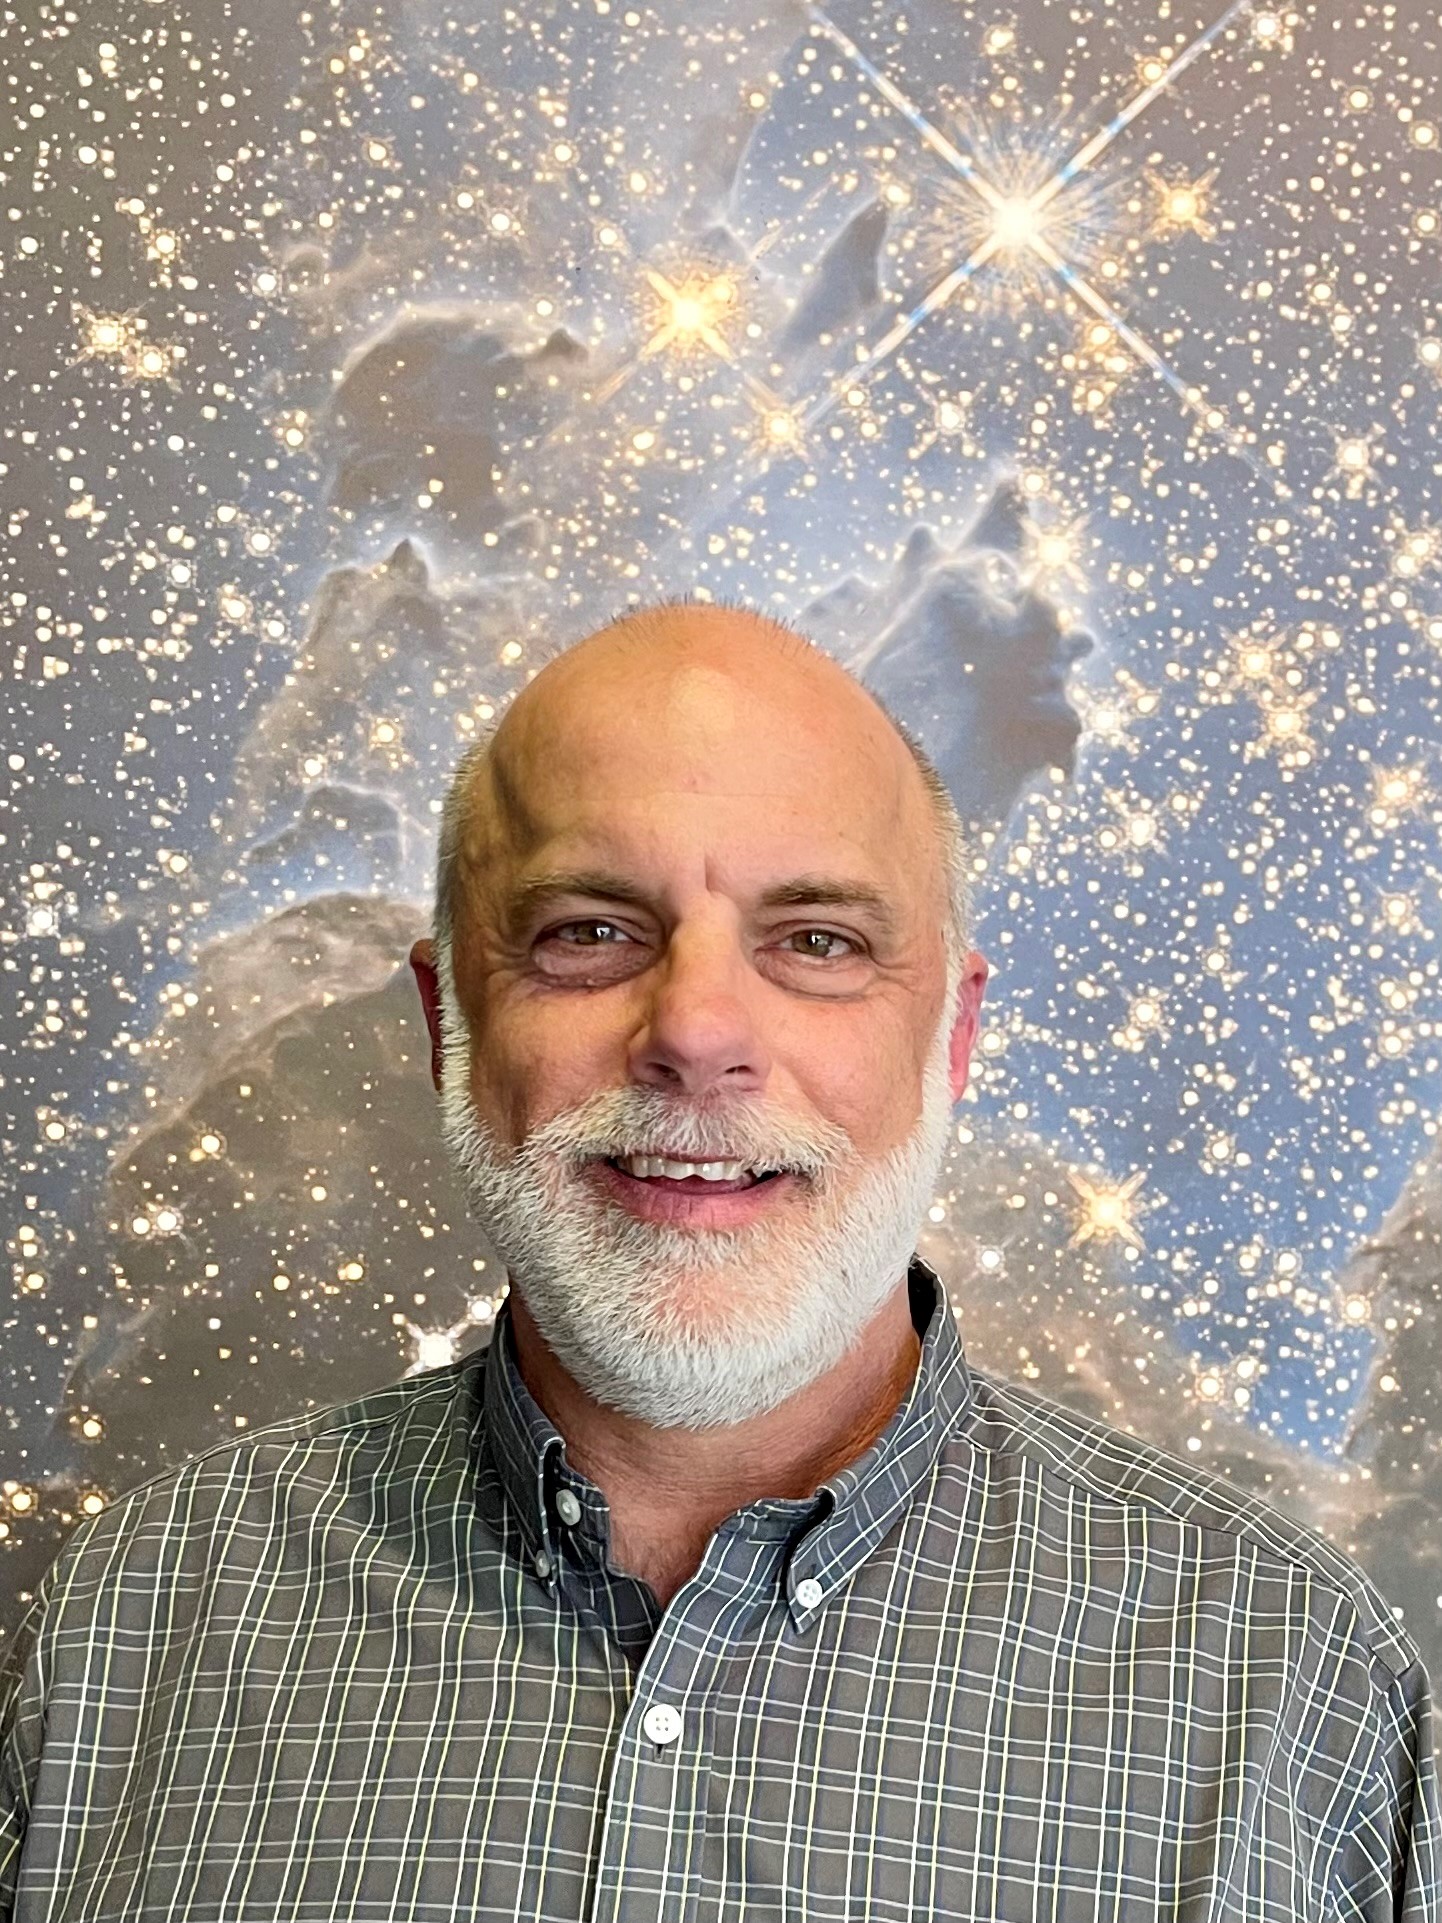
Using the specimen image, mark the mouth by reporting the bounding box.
[585,1154,799,1226]
[606,1150,786,1186]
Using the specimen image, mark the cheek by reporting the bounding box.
[795,1038,917,1159]
[471,1002,615,1137]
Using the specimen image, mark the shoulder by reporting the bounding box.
[955,1361,1420,1683]
[35,1353,487,1611]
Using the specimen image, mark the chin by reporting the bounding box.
[640,1275,785,1347]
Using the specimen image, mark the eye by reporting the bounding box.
[782,928,860,962]
[541,919,632,948]
[535,921,862,970]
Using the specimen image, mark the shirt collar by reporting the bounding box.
[478,1254,972,1622]
[793,1255,972,1616]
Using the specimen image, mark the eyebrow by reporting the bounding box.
[503,869,901,940]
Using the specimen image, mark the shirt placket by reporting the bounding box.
[585,1519,792,1923]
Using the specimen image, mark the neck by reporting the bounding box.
[506,1277,924,1609]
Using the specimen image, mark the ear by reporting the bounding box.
[947,950,990,1105]
[409,938,445,1091]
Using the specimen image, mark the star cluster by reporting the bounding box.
[1,0,1440,1660]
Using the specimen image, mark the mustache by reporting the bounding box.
[515,1101,852,1182]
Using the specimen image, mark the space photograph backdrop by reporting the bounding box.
[3,0,1442,1675]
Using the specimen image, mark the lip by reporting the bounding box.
[584,1158,799,1227]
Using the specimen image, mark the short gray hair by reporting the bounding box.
[432,669,975,980]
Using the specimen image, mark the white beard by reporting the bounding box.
[435,942,961,1431]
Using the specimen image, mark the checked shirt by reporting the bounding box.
[1,1257,1437,1921]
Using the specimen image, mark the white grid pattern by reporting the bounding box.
[1,1259,1436,1921]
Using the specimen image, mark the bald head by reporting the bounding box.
[433,599,972,978]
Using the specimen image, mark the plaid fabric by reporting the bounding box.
[1,1256,1436,1921]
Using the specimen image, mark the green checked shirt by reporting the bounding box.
[1,1257,1437,1921]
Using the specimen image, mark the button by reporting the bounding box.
[795,1578,824,1611]
[534,1549,552,1580]
[641,1703,683,1747]
[555,1489,582,1527]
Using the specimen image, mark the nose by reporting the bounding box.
[1065,627,1095,664]
[627,932,773,1101]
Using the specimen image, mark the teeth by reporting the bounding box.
[615,1154,754,1182]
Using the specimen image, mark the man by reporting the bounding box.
[1,602,1436,1920]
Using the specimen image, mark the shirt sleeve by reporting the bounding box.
[0,1584,52,1923]
[1332,1651,1442,1922]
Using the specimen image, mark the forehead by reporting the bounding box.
[471,655,929,898]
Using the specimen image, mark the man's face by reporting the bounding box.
[416,623,988,1429]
